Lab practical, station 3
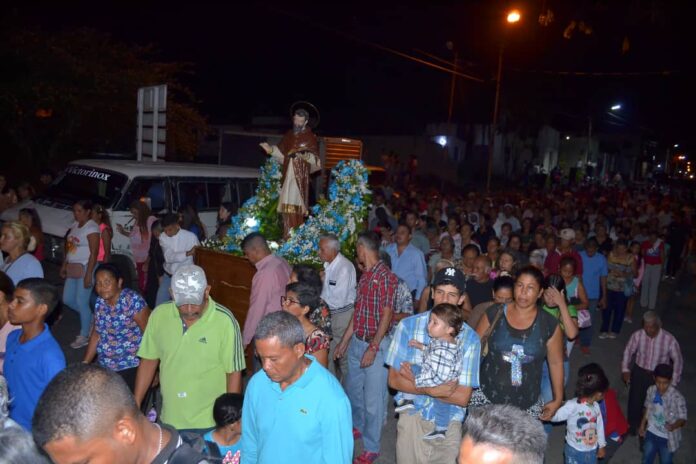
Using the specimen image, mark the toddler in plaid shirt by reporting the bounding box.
[394,303,463,440]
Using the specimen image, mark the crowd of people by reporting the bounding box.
[0,170,692,464]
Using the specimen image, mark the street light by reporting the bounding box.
[486,9,522,191]
[610,104,621,111]
[507,10,521,23]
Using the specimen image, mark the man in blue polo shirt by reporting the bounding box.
[4,278,65,431]
[242,311,353,463]
[579,238,608,355]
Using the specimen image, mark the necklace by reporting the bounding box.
[154,423,163,456]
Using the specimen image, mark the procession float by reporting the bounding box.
[196,102,370,328]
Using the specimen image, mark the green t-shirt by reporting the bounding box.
[541,304,578,333]
[138,297,245,429]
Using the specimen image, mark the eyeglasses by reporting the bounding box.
[280,296,301,306]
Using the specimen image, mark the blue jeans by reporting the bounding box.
[564,443,597,464]
[541,359,570,434]
[643,431,672,464]
[63,277,93,337]
[410,365,457,430]
[345,335,389,453]
[155,273,172,307]
[601,290,627,334]
[579,299,599,347]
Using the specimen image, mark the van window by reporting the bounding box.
[38,166,127,208]
[118,178,169,213]
[177,180,231,211]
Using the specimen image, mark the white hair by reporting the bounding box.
[319,234,340,252]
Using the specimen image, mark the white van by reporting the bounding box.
[1,159,258,283]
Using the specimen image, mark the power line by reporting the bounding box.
[265,6,484,83]
[508,67,678,77]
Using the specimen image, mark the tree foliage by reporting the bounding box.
[0,27,208,168]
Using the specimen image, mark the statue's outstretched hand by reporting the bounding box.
[259,142,272,155]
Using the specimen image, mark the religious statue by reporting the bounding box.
[260,102,321,238]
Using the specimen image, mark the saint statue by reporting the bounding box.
[260,102,321,238]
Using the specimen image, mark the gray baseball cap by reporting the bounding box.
[171,264,208,306]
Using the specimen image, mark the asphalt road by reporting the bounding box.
[47,262,695,463]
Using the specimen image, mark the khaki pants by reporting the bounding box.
[396,413,462,464]
[328,308,354,382]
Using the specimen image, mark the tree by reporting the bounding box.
[0,27,208,169]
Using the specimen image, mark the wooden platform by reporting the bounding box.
[195,247,255,329]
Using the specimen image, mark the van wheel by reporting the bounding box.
[110,255,137,290]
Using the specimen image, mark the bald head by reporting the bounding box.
[241,232,271,264]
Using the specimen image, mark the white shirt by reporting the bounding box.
[66,220,100,265]
[551,398,606,452]
[159,228,200,275]
[321,252,356,311]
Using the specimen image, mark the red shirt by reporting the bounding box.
[560,249,583,275]
[641,240,664,265]
[353,260,398,340]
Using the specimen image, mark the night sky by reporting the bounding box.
[8,1,696,147]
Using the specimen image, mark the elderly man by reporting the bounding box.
[465,256,494,308]
[242,311,352,463]
[134,264,245,432]
[241,232,291,349]
[458,404,547,464]
[318,233,356,380]
[34,364,209,464]
[156,213,200,306]
[387,267,481,464]
[621,311,683,434]
[335,231,397,464]
[386,223,428,302]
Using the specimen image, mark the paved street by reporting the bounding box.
[48,262,695,463]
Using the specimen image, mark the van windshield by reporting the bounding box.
[37,165,127,208]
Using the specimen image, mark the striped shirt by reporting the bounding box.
[386,311,480,423]
[621,328,683,385]
[353,261,398,340]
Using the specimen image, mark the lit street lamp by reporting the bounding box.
[486,9,522,191]
[610,104,622,111]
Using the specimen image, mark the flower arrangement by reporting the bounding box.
[277,160,371,264]
[205,158,370,264]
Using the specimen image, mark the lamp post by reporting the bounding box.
[486,9,521,192]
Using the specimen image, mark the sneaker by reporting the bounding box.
[598,332,609,339]
[423,429,447,440]
[608,333,617,339]
[70,335,89,349]
[353,451,379,464]
[352,427,362,440]
[624,316,633,324]
[394,399,415,413]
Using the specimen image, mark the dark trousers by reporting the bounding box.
[628,365,654,433]
[601,290,628,334]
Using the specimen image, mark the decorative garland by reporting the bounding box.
[202,159,370,264]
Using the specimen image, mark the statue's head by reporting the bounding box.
[292,109,309,130]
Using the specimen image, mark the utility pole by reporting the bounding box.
[486,42,505,192]
[447,50,458,125]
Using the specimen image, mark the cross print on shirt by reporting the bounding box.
[502,344,534,386]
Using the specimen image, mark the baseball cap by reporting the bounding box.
[171,264,208,306]
[432,267,466,293]
[558,228,576,241]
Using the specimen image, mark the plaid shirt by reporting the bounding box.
[414,339,462,388]
[621,329,683,385]
[386,311,480,423]
[353,260,398,340]
[644,385,687,452]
